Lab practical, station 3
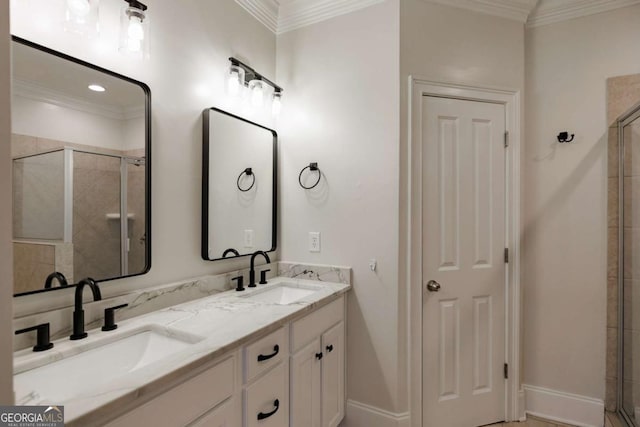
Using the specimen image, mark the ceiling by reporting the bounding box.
[235,0,640,33]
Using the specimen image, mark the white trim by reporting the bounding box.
[424,0,536,22]
[527,0,640,28]
[345,400,410,427]
[12,79,141,120]
[523,384,605,427]
[277,0,384,34]
[234,0,279,33]
[407,77,522,427]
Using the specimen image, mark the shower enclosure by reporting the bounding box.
[619,103,640,426]
[12,147,145,289]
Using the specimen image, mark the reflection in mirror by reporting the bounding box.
[11,37,151,296]
[202,108,276,261]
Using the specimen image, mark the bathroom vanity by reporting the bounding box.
[13,277,349,426]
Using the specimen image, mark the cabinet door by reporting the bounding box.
[290,338,322,427]
[189,396,240,427]
[321,322,345,427]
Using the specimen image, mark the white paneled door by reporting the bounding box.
[422,96,506,427]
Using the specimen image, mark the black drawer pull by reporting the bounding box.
[326,344,334,353]
[316,352,323,360]
[257,345,280,362]
[257,399,280,420]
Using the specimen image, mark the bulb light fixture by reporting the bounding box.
[228,57,283,116]
[119,0,149,58]
[64,0,99,36]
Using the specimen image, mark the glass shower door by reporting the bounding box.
[621,109,640,426]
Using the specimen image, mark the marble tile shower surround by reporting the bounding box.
[606,73,640,413]
[12,261,351,352]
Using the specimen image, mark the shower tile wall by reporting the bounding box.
[72,151,121,281]
[607,74,640,414]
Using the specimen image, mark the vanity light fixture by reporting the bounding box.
[64,0,99,36]
[228,57,283,114]
[119,0,149,58]
[88,84,106,92]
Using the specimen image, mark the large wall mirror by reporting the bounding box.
[11,37,151,297]
[202,108,276,261]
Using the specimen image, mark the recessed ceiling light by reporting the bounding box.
[88,84,106,92]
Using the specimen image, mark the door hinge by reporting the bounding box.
[504,363,509,379]
[504,248,509,263]
[504,131,509,148]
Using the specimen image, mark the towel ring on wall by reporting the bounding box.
[237,167,255,192]
[299,162,321,190]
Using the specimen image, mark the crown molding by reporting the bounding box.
[235,0,280,33]
[527,0,640,27]
[425,0,538,22]
[12,79,142,121]
[277,0,384,33]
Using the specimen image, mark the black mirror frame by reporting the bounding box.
[12,36,152,297]
[201,107,277,261]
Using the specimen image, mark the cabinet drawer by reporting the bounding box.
[189,396,240,427]
[291,297,344,352]
[107,355,236,427]
[244,362,288,427]
[244,326,287,384]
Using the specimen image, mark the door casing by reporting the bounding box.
[407,77,523,426]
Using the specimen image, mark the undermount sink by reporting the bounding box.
[242,282,321,305]
[14,327,201,404]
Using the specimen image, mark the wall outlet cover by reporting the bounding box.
[309,232,321,252]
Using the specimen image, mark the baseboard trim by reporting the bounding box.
[343,400,410,427]
[524,384,605,427]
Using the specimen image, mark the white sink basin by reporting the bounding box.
[14,327,200,404]
[242,283,321,305]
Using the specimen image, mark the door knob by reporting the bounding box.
[426,280,441,292]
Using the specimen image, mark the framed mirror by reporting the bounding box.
[202,108,276,261]
[11,37,151,296]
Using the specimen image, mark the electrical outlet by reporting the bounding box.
[309,232,321,252]
[244,229,254,248]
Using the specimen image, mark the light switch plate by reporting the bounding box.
[309,232,321,252]
[244,229,254,248]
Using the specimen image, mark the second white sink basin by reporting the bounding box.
[242,283,321,305]
[14,326,201,404]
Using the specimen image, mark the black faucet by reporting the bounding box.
[44,272,69,289]
[70,278,102,340]
[249,251,271,287]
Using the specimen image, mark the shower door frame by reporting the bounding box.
[618,101,640,427]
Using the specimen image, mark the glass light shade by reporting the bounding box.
[272,92,282,117]
[119,5,149,58]
[249,80,264,108]
[227,65,245,98]
[64,0,99,36]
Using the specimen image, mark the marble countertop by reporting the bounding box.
[13,276,350,425]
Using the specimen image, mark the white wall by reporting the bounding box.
[0,0,14,404]
[276,0,401,414]
[524,5,640,400]
[10,0,277,315]
[399,0,525,415]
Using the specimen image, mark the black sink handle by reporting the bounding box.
[257,399,280,420]
[257,344,279,362]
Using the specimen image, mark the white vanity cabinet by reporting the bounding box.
[105,353,241,427]
[290,297,345,427]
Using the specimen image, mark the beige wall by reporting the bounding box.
[524,5,640,400]
[399,0,525,414]
[0,0,14,404]
[276,1,401,414]
[10,0,277,315]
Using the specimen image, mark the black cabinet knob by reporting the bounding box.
[326,344,334,353]
[316,352,323,360]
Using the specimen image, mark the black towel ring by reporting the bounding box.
[299,162,321,190]
[237,168,255,192]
